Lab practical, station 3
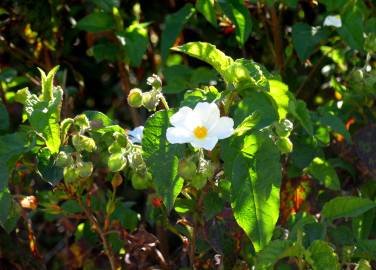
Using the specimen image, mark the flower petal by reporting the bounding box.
[170,106,198,131]
[193,102,220,129]
[166,127,193,144]
[128,126,144,144]
[190,136,218,151]
[209,117,234,139]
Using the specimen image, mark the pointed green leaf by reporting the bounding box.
[306,157,340,190]
[322,196,376,220]
[172,42,234,80]
[38,66,59,101]
[161,4,195,62]
[196,0,217,27]
[142,110,185,211]
[76,12,115,32]
[306,240,340,270]
[231,135,281,251]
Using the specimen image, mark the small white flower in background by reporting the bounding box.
[128,126,144,144]
[323,15,342,28]
[166,102,234,151]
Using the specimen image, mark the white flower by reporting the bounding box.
[323,15,342,28]
[166,102,234,151]
[128,126,144,144]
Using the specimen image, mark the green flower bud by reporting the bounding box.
[276,137,293,154]
[108,142,123,154]
[146,74,162,90]
[64,166,79,183]
[127,88,143,108]
[108,153,127,172]
[72,134,97,152]
[142,91,160,111]
[190,174,208,190]
[55,151,73,167]
[128,150,146,172]
[275,119,293,138]
[74,114,90,131]
[77,161,93,178]
[179,159,197,180]
[131,172,150,190]
[350,69,364,82]
[198,159,215,180]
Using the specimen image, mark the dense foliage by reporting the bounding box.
[0,0,375,269]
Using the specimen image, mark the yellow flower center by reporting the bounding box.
[193,126,208,140]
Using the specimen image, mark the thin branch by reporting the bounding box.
[269,5,285,74]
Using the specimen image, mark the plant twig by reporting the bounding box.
[75,194,119,270]
[269,5,284,74]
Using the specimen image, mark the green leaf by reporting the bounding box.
[180,86,220,108]
[172,42,234,80]
[322,196,376,220]
[219,0,252,46]
[306,240,340,270]
[292,23,329,61]
[352,209,375,240]
[354,240,376,260]
[0,101,9,132]
[320,0,347,12]
[306,157,340,190]
[37,147,64,185]
[89,0,119,12]
[84,110,114,127]
[291,100,313,135]
[338,6,364,51]
[233,113,260,137]
[319,109,351,142]
[269,80,294,120]
[142,110,185,211]
[121,22,149,67]
[203,191,225,220]
[233,91,279,129]
[196,0,217,27]
[161,4,195,62]
[32,87,62,154]
[256,240,303,269]
[38,65,59,102]
[0,189,11,225]
[0,131,32,190]
[231,135,281,251]
[91,40,120,62]
[76,12,115,32]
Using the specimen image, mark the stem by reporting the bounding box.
[76,194,118,270]
[160,95,170,110]
[269,5,284,74]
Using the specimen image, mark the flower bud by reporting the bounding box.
[127,88,143,108]
[146,74,162,90]
[275,119,293,138]
[128,149,146,172]
[72,134,97,152]
[179,159,197,180]
[108,153,127,172]
[111,173,123,189]
[77,161,93,178]
[64,166,79,183]
[190,174,208,190]
[55,151,72,167]
[131,173,149,190]
[276,137,293,154]
[142,91,160,111]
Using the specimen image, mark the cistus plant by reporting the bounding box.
[1,0,376,269]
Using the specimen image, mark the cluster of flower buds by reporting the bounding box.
[274,119,293,154]
[127,74,164,111]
